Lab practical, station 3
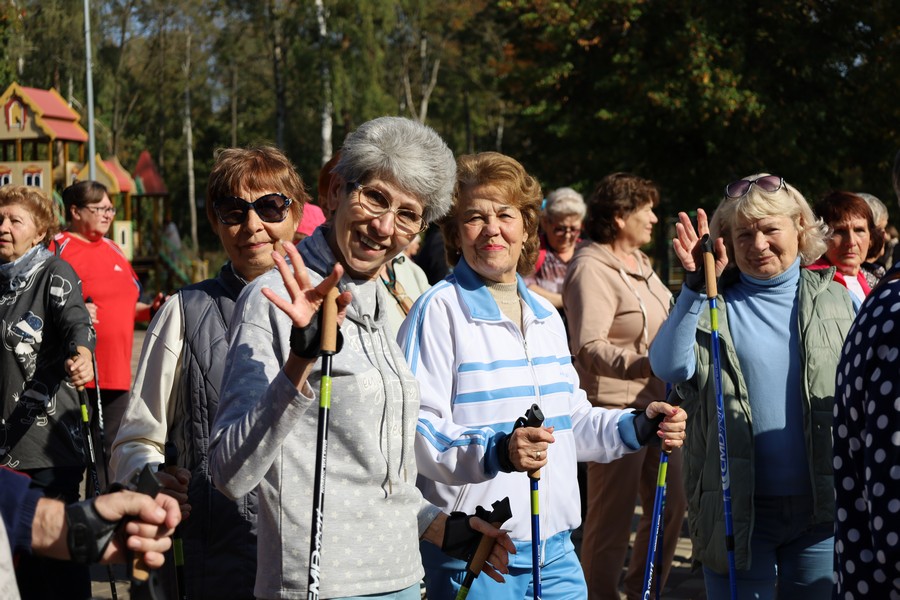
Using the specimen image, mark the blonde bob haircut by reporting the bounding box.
[441,152,542,276]
[710,173,828,268]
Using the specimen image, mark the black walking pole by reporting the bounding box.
[85,296,112,490]
[163,441,188,600]
[307,289,340,600]
[70,341,119,600]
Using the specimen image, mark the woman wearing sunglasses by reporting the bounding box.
[210,117,514,600]
[649,174,855,599]
[111,146,304,600]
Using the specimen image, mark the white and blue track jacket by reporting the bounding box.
[398,258,641,547]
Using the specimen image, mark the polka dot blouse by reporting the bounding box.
[833,266,900,599]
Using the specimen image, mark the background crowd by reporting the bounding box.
[1,120,898,600]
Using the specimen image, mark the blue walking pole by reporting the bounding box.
[702,234,738,599]
[641,385,673,600]
[514,404,545,600]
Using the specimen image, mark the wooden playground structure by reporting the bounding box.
[0,82,198,292]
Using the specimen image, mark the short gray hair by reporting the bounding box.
[333,116,456,224]
[857,192,888,227]
[544,187,586,220]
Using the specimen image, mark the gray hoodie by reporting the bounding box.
[209,228,440,599]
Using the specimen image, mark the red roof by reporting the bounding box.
[134,150,168,195]
[40,117,88,142]
[0,83,87,142]
[18,86,80,120]
[102,157,134,193]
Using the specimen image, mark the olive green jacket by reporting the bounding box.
[676,266,853,573]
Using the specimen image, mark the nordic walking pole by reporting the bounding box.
[163,441,188,600]
[307,288,340,599]
[70,341,119,600]
[702,234,738,599]
[642,384,673,600]
[85,296,111,489]
[515,403,545,600]
[454,497,513,600]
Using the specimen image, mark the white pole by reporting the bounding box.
[83,0,96,180]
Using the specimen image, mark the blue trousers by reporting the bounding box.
[336,583,420,599]
[703,495,833,600]
[421,530,587,600]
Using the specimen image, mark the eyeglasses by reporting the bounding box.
[724,175,784,199]
[552,226,581,236]
[82,205,117,216]
[351,182,426,235]
[213,193,293,225]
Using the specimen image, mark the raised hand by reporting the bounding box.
[261,241,352,329]
[672,208,728,288]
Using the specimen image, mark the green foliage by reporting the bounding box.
[2,0,898,257]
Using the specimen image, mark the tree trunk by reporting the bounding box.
[270,0,286,149]
[183,32,198,252]
[315,0,333,164]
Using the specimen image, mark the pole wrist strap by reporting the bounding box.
[65,498,119,564]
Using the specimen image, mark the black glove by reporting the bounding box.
[684,234,713,293]
[289,311,343,359]
[632,409,664,447]
[65,498,119,564]
[441,498,512,562]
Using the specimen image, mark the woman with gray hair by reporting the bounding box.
[209,117,513,600]
[650,174,855,599]
[525,187,586,328]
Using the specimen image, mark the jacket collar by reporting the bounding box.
[452,257,553,322]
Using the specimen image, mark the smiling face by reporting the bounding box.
[825,216,870,276]
[616,201,658,248]
[212,187,299,281]
[731,214,801,279]
[326,177,425,280]
[455,184,527,284]
[70,193,115,241]
[0,203,46,263]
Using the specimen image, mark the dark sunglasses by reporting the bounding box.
[724,175,784,199]
[213,193,292,225]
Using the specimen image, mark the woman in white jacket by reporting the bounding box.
[398,152,686,600]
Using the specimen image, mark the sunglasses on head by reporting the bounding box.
[213,193,292,225]
[724,175,784,199]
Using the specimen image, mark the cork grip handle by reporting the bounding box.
[320,288,339,354]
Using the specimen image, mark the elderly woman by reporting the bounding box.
[52,180,162,485]
[0,185,94,599]
[562,172,686,600]
[110,146,306,599]
[808,191,883,309]
[525,186,586,324]
[398,152,686,600]
[650,174,855,599]
[209,118,513,600]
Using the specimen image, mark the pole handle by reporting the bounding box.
[320,288,339,354]
[465,519,503,582]
[68,341,86,392]
[515,404,545,480]
[701,234,718,298]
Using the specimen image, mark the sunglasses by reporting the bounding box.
[724,175,784,199]
[213,193,292,225]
